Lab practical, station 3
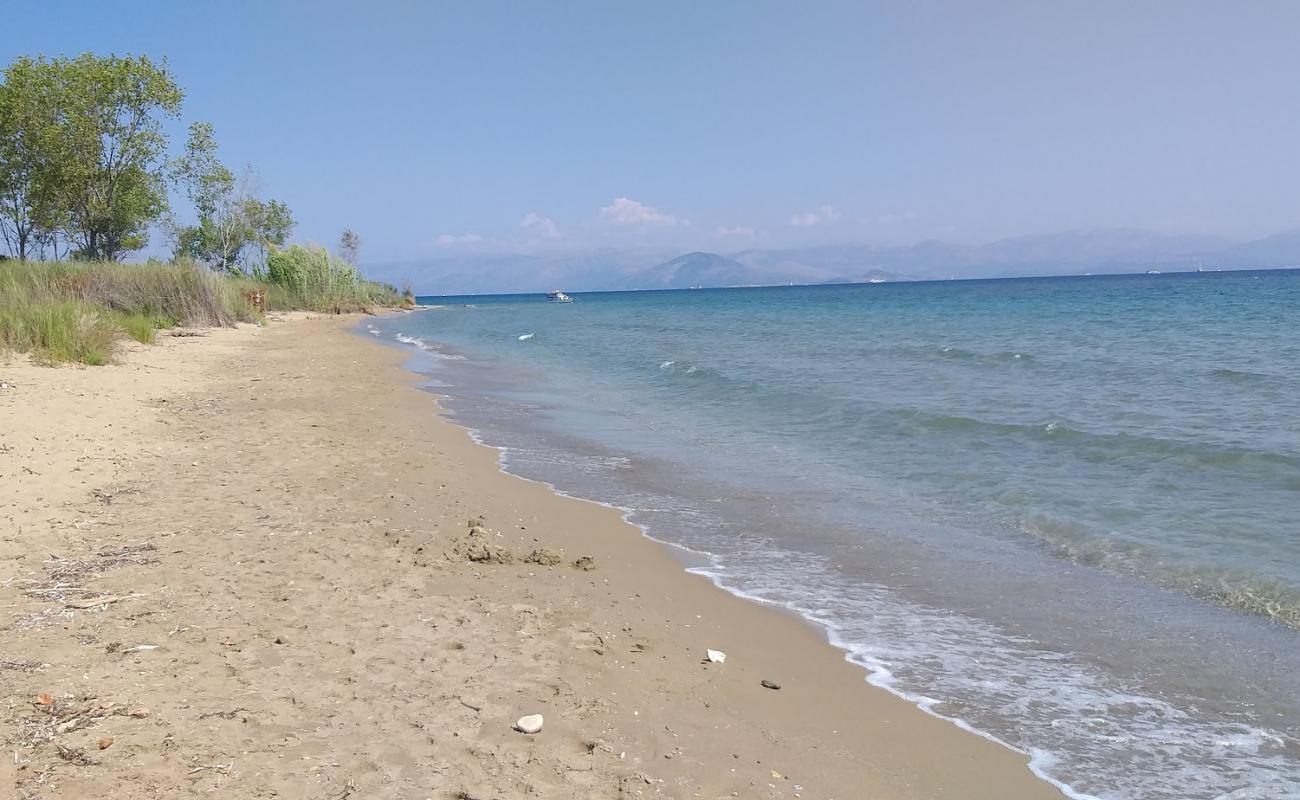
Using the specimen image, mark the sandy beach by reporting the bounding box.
[1,314,1064,799]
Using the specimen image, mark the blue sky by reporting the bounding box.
[6,1,1300,263]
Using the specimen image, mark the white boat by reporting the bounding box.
[546,290,573,303]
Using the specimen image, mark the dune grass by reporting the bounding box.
[1,256,401,364]
[0,300,118,365]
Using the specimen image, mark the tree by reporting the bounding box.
[339,228,361,265]
[244,198,294,273]
[174,122,232,223]
[171,126,295,274]
[0,56,62,260]
[45,53,183,261]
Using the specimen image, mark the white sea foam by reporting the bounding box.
[683,555,1298,800]
[518,333,534,341]
[392,333,466,359]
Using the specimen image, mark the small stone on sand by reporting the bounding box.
[706,649,727,664]
[761,679,781,690]
[515,713,544,734]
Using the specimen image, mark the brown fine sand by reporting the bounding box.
[1,314,1064,799]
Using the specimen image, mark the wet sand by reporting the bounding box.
[1,313,1063,799]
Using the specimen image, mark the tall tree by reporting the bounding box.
[172,140,296,274]
[0,57,61,260]
[339,228,361,265]
[48,53,183,261]
[174,122,232,223]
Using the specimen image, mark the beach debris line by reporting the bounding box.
[514,713,544,734]
[706,649,727,664]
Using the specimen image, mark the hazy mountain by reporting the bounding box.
[1218,229,1300,268]
[376,228,1300,295]
[370,248,676,295]
[625,252,755,289]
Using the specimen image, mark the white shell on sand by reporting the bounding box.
[706,649,727,664]
[515,714,544,734]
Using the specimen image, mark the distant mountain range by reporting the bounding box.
[373,228,1300,295]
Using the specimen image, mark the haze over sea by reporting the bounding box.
[373,270,1300,800]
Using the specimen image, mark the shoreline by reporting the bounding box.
[382,320,1089,800]
[3,314,1063,798]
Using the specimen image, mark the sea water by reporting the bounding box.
[371,271,1300,799]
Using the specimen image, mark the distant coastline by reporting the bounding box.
[407,263,1299,300]
[371,229,1300,295]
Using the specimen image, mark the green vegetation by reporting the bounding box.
[0,51,405,364]
[1,260,250,363]
[264,245,400,312]
[1,258,398,364]
[170,122,296,273]
[0,299,117,365]
[0,54,181,261]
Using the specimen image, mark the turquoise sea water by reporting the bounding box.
[372,271,1300,799]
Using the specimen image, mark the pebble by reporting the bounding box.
[706,649,727,664]
[515,713,544,734]
[760,680,781,690]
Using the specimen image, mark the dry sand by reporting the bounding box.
[1,314,1064,799]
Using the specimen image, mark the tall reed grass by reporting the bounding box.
[1,255,400,364]
[263,245,401,312]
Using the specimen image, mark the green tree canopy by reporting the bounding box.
[0,53,183,262]
[0,56,63,260]
[3,52,297,268]
[55,53,183,260]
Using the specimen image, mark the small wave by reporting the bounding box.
[1208,367,1277,386]
[518,333,534,341]
[652,360,752,393]
[889,409,1300,473]
[1018,513,1300,630]
[392,333,466,359]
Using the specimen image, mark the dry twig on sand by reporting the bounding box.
[0,657,47,672]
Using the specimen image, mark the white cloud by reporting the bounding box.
[713,225,756,238]
[599,197,678,226]
[520,212,560,239]
[435,233,484,246]
[788,205,842,227]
